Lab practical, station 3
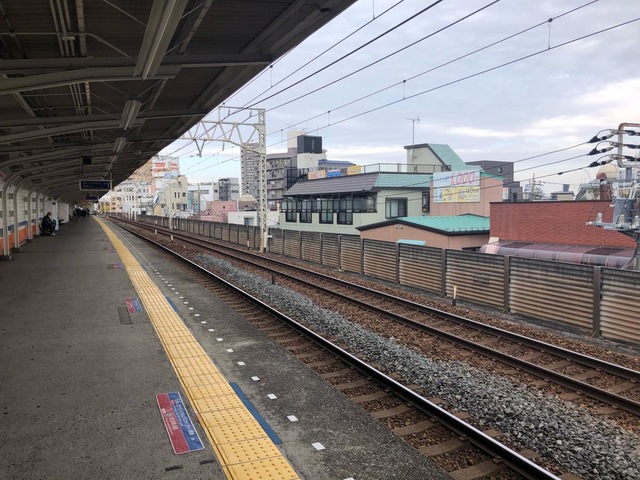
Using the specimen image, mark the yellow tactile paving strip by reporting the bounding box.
[97,218,300,480]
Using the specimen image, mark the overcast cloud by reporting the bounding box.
[163,0,640,194]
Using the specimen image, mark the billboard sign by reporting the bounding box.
[433,169,481,203]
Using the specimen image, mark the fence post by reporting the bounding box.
[440,249,447,297]
[592,266,602,337]
[503,255,511,313]
[395,242,400,284]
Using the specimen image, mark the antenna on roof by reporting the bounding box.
[407,117,420,162]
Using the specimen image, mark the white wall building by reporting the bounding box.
[228,210,280,228]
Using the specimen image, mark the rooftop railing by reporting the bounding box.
[358,163,451,174]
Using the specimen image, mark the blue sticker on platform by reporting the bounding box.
[230,382,281,444]
[125,297,142,313]
[165,296,179,313]
[156,392,204,454]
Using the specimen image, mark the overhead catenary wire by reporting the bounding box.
[273,0,601,134]
[248,0,500,110]
[241,0,448,110]
[163,2,412,161]
[293,17,640,136]
[165,1,599,160]
[227,0,408,110]
[167,5,634,188]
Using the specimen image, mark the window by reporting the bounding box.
[300,211,312,223]
[286,211,297,222]
[281,198,292,212]
[337,211,353,225]
[422,189,430,213]
[320,211,333,224]
[300,199,312,223]
[353,194,376,213]
[319,198,334,212]
[338,197,352,211]
[385,198,407,218]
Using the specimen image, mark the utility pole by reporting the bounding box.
[168,182,173,230]
[180,106,267,251]
[197,182,201,221]
[528,174,544,201]
[586,122,640,269]
[133,182,138,221]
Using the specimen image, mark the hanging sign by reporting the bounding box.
[80,180,112,191]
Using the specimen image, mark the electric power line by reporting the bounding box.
[250,0,499,110]
[285,16,639,143]
[271,0,601,134]
[167,6,633,187]
[165,1,601,160]
[228,0,408,110]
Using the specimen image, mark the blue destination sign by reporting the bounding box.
[80,180,111,191]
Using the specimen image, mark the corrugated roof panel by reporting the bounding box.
[0,0,357,202]
[373,173,432,189]
[400,214,490,233]
[427,144,474,171]
[285,173,379,195]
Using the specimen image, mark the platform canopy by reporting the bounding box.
[0,0,355,202]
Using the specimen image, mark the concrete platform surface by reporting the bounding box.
[0,216,451,480]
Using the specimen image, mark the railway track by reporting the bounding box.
[117,219,640,421]
[110,219,639,479]
[115,219,564,479]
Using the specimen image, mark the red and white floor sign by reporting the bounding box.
[156,392,204,454]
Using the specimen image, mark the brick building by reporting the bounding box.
[489,200,635,248]
[483,201,636,267]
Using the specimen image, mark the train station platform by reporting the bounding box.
[0,216,450,480]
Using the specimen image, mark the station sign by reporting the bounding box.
[79,179,111,191]
[85,194,99,201]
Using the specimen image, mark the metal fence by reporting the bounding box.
[136,215,640,345]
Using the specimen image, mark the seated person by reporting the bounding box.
[40,212,56,236]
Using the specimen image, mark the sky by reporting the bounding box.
[160,0,640,194]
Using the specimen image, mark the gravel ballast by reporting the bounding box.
[197,254,640,480]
